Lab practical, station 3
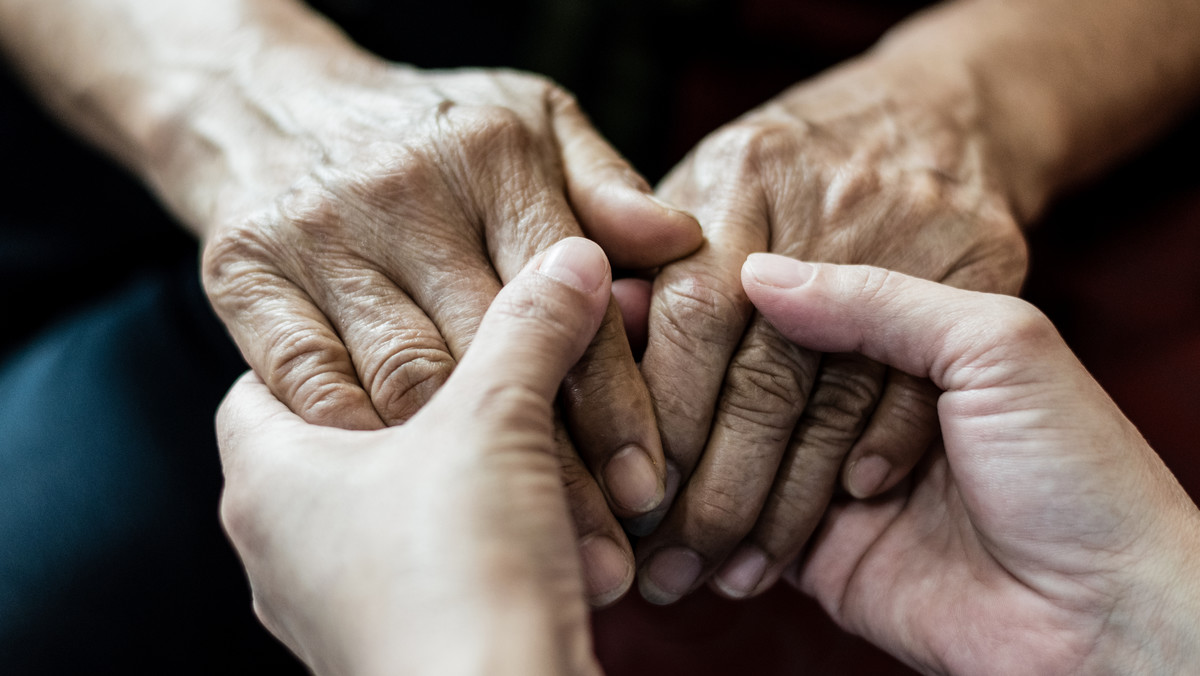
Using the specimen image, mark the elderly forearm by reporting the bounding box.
[870,0,1200,221]
[0,0,359,235]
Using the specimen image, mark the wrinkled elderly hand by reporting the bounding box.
[157,8,701,605]
[633,54,1028,603]
[218,238,612,676]
[742,255,1200,675]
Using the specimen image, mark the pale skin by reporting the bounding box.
[218,238,611,676]
[743,255,1200,675]
[218,246,1200,675]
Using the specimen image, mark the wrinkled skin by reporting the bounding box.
[193,50,701,605]
[218,239,611,676]
[633,57,1029,603]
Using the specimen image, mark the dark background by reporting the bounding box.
[1,0,1196,673]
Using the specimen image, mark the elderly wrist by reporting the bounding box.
[138,15,384,237]
[864,15,1064,225]
[770,51,1028,228]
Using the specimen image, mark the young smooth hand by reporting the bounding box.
[217,238,613,676]
[741,254,1200,675]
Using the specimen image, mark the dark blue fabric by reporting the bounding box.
[0,259,302,673]
[1,56,301,670]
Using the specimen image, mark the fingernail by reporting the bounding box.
[639,547,703,605]
[623,462,681,537]
[578,535,633,607]
[745,254,814,288]
[537,238,609,293]
[604,445,664,514]
[713,546,768,599]
[847,455,891,499]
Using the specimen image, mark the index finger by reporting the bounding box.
[740,254,1067,392]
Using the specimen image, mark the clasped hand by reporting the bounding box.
[185,46,703,605]
[195,35,1031,610]
[201,16,1192,675]
[220,239,1200,676]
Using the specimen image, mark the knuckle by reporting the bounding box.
[640,378,712,463]
[992,296,1057,345]
[905,168,953,211]
[795,415,863,461]
[262,328,362,422]
[201,220,279,293]
[742,121,806,173]
[815,359,881,407]
[204,188,360,290]
[689,487,760,542]
[292,376,368,426]
[453,104,537,154]
[263,325,344,385]
[933,297,1057,389]
[819,165,883,224]
[795,422,860,463]
[716,336,809,437]
[656,270,749,341]
[716,391,799,442]
[798,362,882,453]
[364,343,455,423]
[274,183,347,244]
[562,354,632,406]
[703,119,807,176]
